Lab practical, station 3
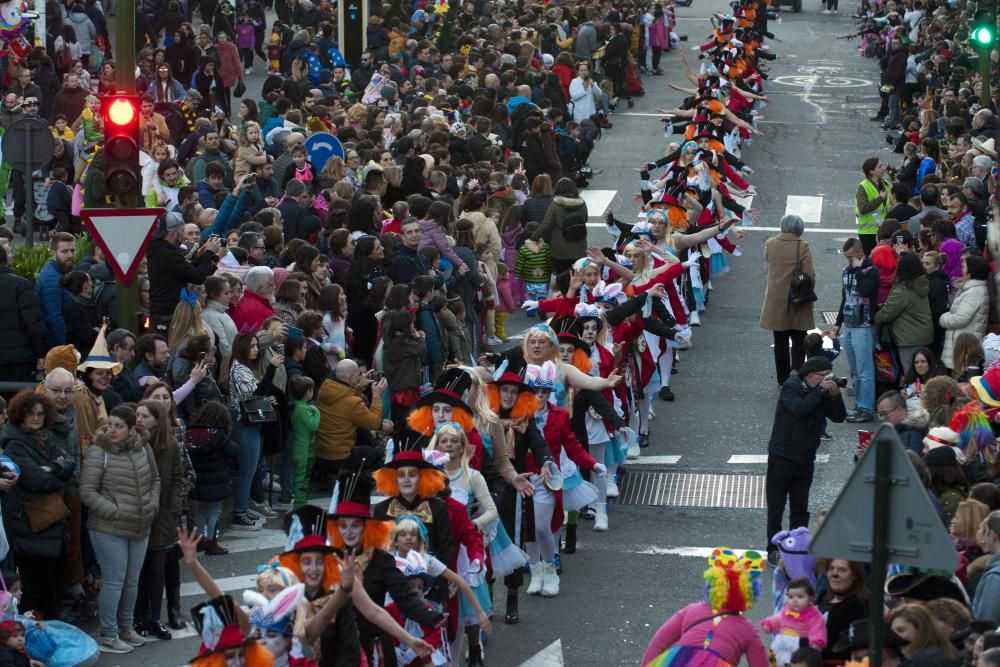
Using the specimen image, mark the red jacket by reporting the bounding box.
[228,290,276,332]
[634,260,687,326]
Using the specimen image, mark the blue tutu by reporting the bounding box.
[604,433,628,467]
[21,617,99,667]
[561,469,599,511]
[486,520,528,578]
[709,251,729,279]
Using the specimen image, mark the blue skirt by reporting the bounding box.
[487,520,528,578]
[458,579,494,627]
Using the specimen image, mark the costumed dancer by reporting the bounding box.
[523,361,606,598]
[242,583,317,667]
[383,551,449,667]
[428,424,499,663]
[640,548,769,667]
[405,368,486,472]
[328,471,445,667]
[189,595,276,667]
[485,367,554,625]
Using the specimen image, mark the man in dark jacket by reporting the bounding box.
[277,179,321,243]
[876,390,925,454]
[390,219,431,284]
[765,355,846,563]
[147,211,221,331]
[0,244,49,381]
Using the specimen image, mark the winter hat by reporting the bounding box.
[45,344,81,376]
[923,426,958,451]
[542,53,554,67]
[924,445,957,466]
[798,356,833,377]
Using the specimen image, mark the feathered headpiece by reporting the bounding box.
[702,547,765,614]
[525,361,557,391]
[950,403,996,463]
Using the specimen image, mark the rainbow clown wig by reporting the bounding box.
[950,402,997,465]
[702,547,766,614]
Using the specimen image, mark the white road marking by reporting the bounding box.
[740,226,855,233]
[784,195,824,223]
[180,574,258,598]
[728,454,830,464]
[217,529,288,554]
[627,455,682,465]
[634,545,765,557]
[519,640,565,667]
[579,189,617,218]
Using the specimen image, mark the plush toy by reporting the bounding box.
[771,527,816,590]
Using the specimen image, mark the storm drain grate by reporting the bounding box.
[618,472,766,509]
[821,311,839,325]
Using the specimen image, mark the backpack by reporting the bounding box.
[559,210,588,242]
[55,43,72,72]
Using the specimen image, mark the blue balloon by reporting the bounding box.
[305,132,345,171]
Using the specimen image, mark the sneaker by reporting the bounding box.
[821,8,830,12]
[637,432,650,448]
[118,629,147,647]
[244,508,267,523]
[251,501,279,518]
[98,636,134,654]
[231,512,263,531]
[273,497,294,510]
[486,336,504,346]
[845,410,875,424]
[607,480,620,498]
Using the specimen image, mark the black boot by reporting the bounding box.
[504,590,519,625]
[564,523,577,554]
[468,644,485,666]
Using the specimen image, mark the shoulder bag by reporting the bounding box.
[788,240,817,307]
[240,397,277,424]
[22,492,70,533]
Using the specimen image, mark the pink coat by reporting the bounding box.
[215,41,243,88]
[648,18,669,49]
[759,604,828,648]
[641,602,770,667]
[495,275,516,313]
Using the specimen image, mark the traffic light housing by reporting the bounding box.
[101,94,141,198]
[971,8,996,48]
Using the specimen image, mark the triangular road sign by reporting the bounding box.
[519,640,564,667]
[811,424,958,571]
[80,208,165,284]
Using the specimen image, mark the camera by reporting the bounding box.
[370,371,385,382]
[829,376,849,388]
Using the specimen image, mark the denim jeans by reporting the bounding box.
[88,530,149,638]
[843,325,875,413]
[232,418,262,513]
[279,429,295,501]
[195,500,223,540]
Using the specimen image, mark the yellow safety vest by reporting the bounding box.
[854,178,889,235]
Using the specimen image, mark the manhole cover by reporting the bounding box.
[618,472,766,508]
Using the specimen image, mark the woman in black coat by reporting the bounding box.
[190,57,225,113]
[346,237,388,366]
[603,22,633,107]
[61,270,101,358]
[923,251,950,356]
[1,391,77,620]
[185,400,239,555]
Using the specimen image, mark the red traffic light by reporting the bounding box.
[107,98,137,126]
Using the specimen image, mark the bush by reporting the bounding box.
[10,244,49,281]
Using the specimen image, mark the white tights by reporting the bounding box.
[589,441,612,508]
[658,344,674,388]
[636,396,650,435]
[526,500,557,563]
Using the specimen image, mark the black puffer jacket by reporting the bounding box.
[1,424,76,559]
[0,266,48,369]
[184,426,238,502]
[146,237,218,319]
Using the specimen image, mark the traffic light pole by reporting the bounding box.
[113,0,139,334]
[980,46,992,99]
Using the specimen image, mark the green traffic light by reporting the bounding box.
[973,25,995,45]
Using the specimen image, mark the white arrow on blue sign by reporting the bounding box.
[305,132,345,172]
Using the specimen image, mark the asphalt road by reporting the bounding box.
[97,1,893,664]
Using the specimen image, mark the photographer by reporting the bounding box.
[764,356,846,565]
[147,212,221,334]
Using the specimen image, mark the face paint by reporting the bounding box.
[338,518,364,547]
[396,467,420,498]
[299,552,325,589]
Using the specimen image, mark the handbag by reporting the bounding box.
[234,79,246,97]
[21,492,70,533]
[874,324,903,384]
[240,397,277,424]
[788,240,817,307]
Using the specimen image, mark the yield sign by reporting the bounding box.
[80,208,165,283]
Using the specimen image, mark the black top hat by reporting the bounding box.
[328,470,379,520]
[281,505,335,555]
[415,367,473,410]
[381,429,436,470]
[190,595,255,661]
[832,620,906,654]
[550,316,588,351]
[884,572,967,604]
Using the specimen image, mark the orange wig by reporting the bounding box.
[667,205,689,231]
[407,404,475,435]
[485,384,540,419]
[277,552,341,591]
[570,348,592,374]
[191,642,275,667]
[326,517,394,551]
[373,466,447,498]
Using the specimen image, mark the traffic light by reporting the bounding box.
[971,8,996,48]
[101,94,141,198]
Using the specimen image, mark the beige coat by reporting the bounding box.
[79,429,160,539]
[759,233,816,332]
[939,278,989,368]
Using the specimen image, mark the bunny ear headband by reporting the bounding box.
[574,303,601,319]
[524,361,557,391]
[245,583,305,634]
[591,280,624,305]
[394,550,429,578]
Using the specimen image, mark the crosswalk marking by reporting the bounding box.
[579,189,617,218]
[784,195,824,223]
[634,545,764,557]
[727,454,830,464]
[180,573,258,598]
[627,455,682,465]
[742,226,854,233]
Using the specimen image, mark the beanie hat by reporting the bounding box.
[45,344,81,376]
[924,445,957,466]
[798,356,833,377]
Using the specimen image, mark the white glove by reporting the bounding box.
[522,300,539,311]
[682,254,700,268]
[592,463,607,477]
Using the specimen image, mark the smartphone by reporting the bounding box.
[245,173,257,184]
[895,235,904,245]
[198,351,207,361]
